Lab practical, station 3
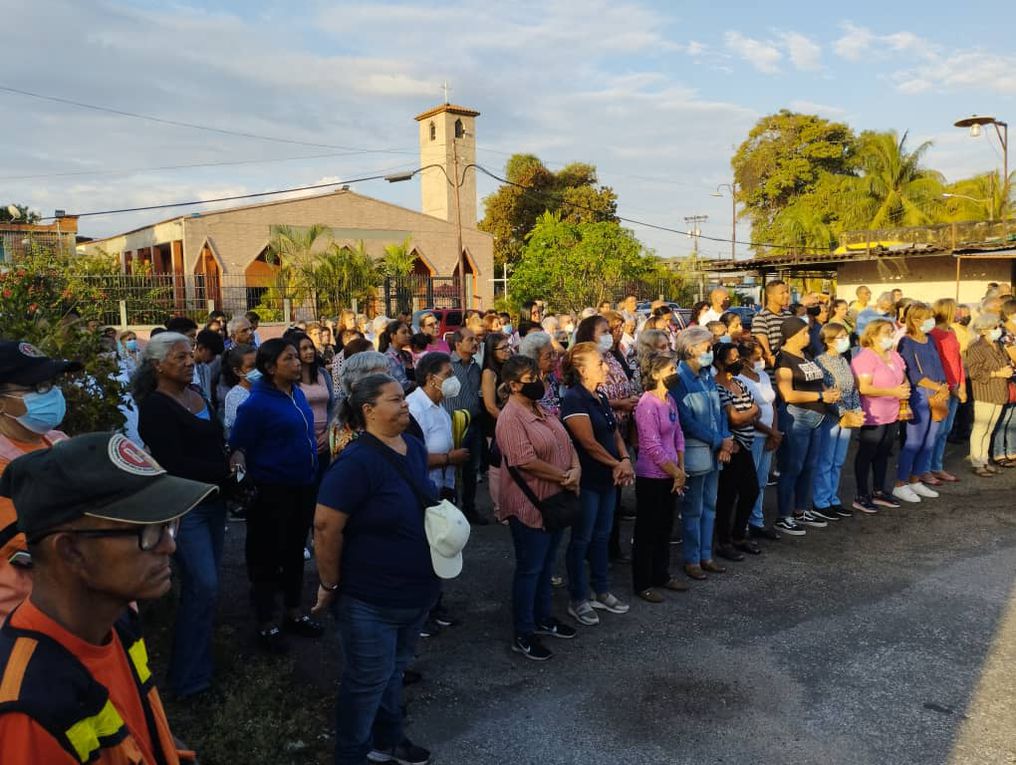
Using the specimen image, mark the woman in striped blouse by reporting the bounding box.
[712,342,762,561]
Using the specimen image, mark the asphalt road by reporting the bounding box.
[221,440,1016,764]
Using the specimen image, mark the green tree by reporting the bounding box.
[265,223,332,303]
[732,110,856,252]
[843,130,944,229]
[944,170,1014,222]
[0,204,40,223]
[310,241,379,316]
[509,213,655,313]
[479,155,618,265]
[379,237,416,278]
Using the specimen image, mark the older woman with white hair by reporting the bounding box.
[965,312,1013,477]
[668,326,733,580]
[519,331,561,417]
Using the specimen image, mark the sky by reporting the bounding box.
[2,0,1014,261]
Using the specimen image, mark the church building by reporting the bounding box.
[77,102,494,314]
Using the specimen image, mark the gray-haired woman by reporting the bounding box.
[520,331,561,417]
[133,331,236,698]
[965,313,1013,476]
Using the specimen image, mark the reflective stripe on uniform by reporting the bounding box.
[0,636,37,703]
[64,698,126,763]
[126,638,152,685]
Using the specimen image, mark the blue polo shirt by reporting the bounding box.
[317,435,440,609]
[560,385,619,492]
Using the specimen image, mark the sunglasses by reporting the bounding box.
[31,518,181,552]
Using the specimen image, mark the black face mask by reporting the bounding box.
[957,316,972,327]
[726,360,744,376]
[519,380,545,401]
[663,373,680,389]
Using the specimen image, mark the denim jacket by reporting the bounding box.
[669,361,730,474]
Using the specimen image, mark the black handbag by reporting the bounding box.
[506,465,580,532]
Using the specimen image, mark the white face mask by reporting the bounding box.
[989,327,1003,342]
[440,375,461,399]
[834,337,850,354]
[920,318,935,333]
[879,337,895,351]
[753,360,765,373]
[598,335,613,352]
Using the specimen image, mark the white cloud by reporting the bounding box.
[781,32,822,71]
[833,22,937,62]
[789,100,848,118]
[892,51,1016,95]
[686,40,707,57]
[724,31,782,74]
[833,22,874,61]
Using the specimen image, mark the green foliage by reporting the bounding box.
[479,155,618,265]
[0,203,40,223]
[0,250,126,435]
[379,237,416,278]
[944,170,1014,223]
[509,213,657,313]
[307,241,379,318]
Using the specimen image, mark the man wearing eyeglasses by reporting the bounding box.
[0,340,81,621]
[0,432,217,764]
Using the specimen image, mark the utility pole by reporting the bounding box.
[683,215,708,256]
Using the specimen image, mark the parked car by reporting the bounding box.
[635,301,691,330]
[725,305,757,327]
[412,308,464,340]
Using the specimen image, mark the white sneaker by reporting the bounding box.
[910,482,939,499]
[892,484,922,503]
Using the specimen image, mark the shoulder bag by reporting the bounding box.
[913,351,950,422]
[506,464,580,532]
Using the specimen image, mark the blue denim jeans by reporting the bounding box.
[333,594,433,765]
[777,405,824,517]
[508,517,563,636]
[681,469,718,565]
[748,432,772,528]
[168,497,226,697]
[929,395,959,472]
[812,415,852,508]
[898,389,940,481]
[991,403,1016,460]
[566,487,616,602]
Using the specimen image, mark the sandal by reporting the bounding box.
[663,578,689,592]
[638,588,665,603]
[972,466,995,478]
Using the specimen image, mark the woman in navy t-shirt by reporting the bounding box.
[312,373,439,765]
[559,342,634,628]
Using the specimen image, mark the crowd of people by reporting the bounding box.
[1,280,1015,764]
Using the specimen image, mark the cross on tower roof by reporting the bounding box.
[442,81,450,104]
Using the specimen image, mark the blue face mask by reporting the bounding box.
[4,387,66,434]
[698,351,714,367]
[502,324,513,335]
[719,335,732,344]
[125,339,139,352]
[246,368,263,383]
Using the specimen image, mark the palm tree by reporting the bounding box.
[844,130,945,230]
[380,237,416,278]
[944,170,1014,222]
[264,224,333,307]
[311,241,380,316]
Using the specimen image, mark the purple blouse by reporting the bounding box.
[634,391,686,479]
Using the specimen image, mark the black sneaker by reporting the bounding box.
[402,669,423,686]
[872,491,901,509]
[795,510,827,528]
[773,517,806,536]
[832,504,854,518]
[367,738,431,764]
[852,496,879,514]
[257,626,288,654]
[431,606,460,628]
[419,619,442,639]
[534,618,577,640]
[282,615,323,638]
[512,634,552,661]
[749,524,781,541]
[810,507,840,522]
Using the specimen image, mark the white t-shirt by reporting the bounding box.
[406,387,455,490]
[701,307,725,325]
[737,371,776,431]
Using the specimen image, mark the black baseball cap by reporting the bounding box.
[0,341,82,386]
[0,433,218,539]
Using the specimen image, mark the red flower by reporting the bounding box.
[2,289,11,299]
[27,303,38,313]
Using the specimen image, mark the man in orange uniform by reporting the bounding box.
[0,432,217,764]
[0,340,80,620]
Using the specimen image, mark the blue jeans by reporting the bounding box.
[991,403,1016,460]
[567,487,615,602]
[333,595,433,765]
[168,498,226,697]
[777,405,824,517]
[508,517,563,636]
[681,469,718,565]
[812,415,852,508]
[898,389,940,481]
[749,432,773,528]
[930,395,959,472]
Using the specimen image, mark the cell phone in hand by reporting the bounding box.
[235,465,246,483]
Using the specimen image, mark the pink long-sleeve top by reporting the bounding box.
[634,390,686,479]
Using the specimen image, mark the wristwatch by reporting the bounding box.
[320,580,339,592]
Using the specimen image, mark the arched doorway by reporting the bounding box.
[454,250,478,309]
[196,243,222,308]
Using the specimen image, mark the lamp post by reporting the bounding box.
[954,114,1008,220]
[386,162,475,310]
[942,192,994,221]
[711,183,737,261]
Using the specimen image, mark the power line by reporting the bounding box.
[35,171,398,221]
[0,152,417,182]
[0,84,416,156]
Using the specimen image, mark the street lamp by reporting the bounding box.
[954,114,1008,220]
[710,183,737,262]
[942,192,994,221]
[387,162,476,310]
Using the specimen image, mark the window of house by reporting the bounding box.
[454,119,464,138]
[429,121,436,141]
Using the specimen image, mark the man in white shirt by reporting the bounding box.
[701,287,731,324]
[405,352,468,499]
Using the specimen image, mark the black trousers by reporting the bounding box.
[854,424,895,497]
[632,477,676,592]
[715,446,759,545]
[246,482,316,624]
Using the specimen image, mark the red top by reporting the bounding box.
[929,327,966,389]
[0,599,158,764]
